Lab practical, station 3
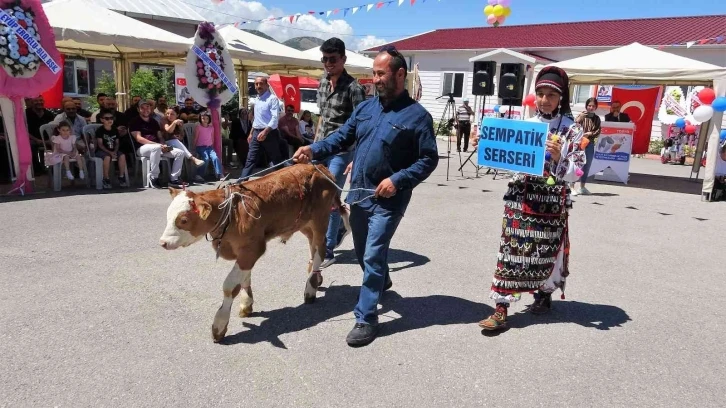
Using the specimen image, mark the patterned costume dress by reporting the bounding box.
[489,114,585,303]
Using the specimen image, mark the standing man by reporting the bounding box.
[455,98,474,152]
[293,46,439,347]
[316,37,367,268]
[239,76,283,180]
[604,100,631,122]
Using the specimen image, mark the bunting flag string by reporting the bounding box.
[224,0,438,27]
[655,34,725,49]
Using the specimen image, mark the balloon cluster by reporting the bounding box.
[522,93,536,108]
[673,88,726,135]
[484,0,511,27]
[493,104,508,114]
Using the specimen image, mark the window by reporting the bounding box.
[300,89,317,103]
[573,85,593,104]
[442,72,465,98]
[63,59,90,95]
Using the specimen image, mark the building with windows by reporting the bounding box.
[62,0,205,98]
[363,15,726,138]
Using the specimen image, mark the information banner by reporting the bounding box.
[589,121,635,184]
[477,117,548,176]
[174,65,190,105]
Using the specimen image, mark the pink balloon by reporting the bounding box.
[487,0,497,5]
[499,0,511,6]
[496,15,506,23]
[487,14,497,24]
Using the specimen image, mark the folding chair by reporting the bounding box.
[40,123,89,191]
[83,124,130,187]
[128,133,171,187]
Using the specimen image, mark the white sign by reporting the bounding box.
[590,121,635,184]
[174,65,190,106]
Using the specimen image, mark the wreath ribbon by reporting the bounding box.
[0,8,60,74]
[192,45,236,94]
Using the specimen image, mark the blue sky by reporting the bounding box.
[183,0,725,49]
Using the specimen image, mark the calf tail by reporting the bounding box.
[335,193,351,233]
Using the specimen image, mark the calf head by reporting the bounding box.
[159,188,215,250]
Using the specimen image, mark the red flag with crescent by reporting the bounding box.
[278,75,300,113]
[610,87,660,154]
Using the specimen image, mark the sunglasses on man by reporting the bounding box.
[321,56,341,64]
[379,45,408,72]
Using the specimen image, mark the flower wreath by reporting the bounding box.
[0,1,42,78]
[195,22,229,98]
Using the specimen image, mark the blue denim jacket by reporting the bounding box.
[310,90,439,212]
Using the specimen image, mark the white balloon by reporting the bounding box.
[692,105,714,123]
[498,105,508,114]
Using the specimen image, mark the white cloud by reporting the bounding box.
[183,0,387,50]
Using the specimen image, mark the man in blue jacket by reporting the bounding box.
[293,46,439,347]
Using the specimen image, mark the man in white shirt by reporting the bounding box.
[239,76,284,179]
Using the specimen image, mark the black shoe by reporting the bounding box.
[168,179,184,188]
[148,176,162,189]
[346,323,379,347]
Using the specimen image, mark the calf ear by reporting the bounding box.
[197,200,212,220]
[169,188,181,199]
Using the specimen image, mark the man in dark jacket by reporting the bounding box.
[293,46,439,347]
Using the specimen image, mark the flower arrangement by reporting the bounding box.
[195,22,229,98]
[0,2,41,78]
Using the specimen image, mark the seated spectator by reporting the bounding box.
[125,95,141,120]
[89,93,107,123]
[179,98,200,123]
[95,111,128,189]
[129,99,184,189]
[72,97,92,121]
[46,120,86,181]
[279,104,309,150]
[298,110,315,144]
[162,108,204,169]
[54,100,87,154]
[25,95,56,175]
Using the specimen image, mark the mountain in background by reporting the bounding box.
[241,29,279,43]
[283,36,324,51]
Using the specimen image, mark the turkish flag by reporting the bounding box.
[277,75,300,113]
[41,53,65,109]
[610,87,660,154]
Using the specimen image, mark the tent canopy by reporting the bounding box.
[44,0,193,58]
[303,47,374,70]
[542,42,726,85]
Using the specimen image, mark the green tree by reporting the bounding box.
[88,71,117,111]
[130,68,174,104]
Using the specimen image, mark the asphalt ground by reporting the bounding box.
[2,142,725,407]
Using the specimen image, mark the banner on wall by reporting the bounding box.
[595,85,613,103]
[589,121,635,184]
[174,65,190,106]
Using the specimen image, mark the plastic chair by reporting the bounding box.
[40,123,90,191]
[83,124,130,187]
[128,132,171,187]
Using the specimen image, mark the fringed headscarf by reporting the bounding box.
[535,66,573,120]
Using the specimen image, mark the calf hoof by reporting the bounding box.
[310,273,323,288]
[304,294,316,304]
[211,325,227,343]
[239,305,253,317]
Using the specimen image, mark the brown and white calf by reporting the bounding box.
[159,163,350,342]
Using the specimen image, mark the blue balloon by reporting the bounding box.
[493,105,500,113]
[720,129,726,141]
[675,118,686,128]
[712,96,726,112]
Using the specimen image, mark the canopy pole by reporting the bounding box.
[238,69,249,109]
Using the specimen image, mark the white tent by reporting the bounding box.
[532,42,726,201]
[44,0,193,56]
[303,47,374,70]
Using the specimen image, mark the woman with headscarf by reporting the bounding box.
[471,66,586,331]
[572,97,601,195]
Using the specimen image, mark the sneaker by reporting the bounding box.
[193,157,205,167]
[194,175,206,183]
[66,170,74,180]
[148,176,162,189]
[579,187,591,195]
[102,179,112,189]
[118,177,128,188]
[78,170,85,180]
[320,257,336,269]
[168,179,184,188]
[334,224,351,250]
[346,323,379,347]
[571,189,579,196]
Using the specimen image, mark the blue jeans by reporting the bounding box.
[195,146,223,177]
[581,141,595,184]
[350,204,403,325]
[324,152,352,258]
